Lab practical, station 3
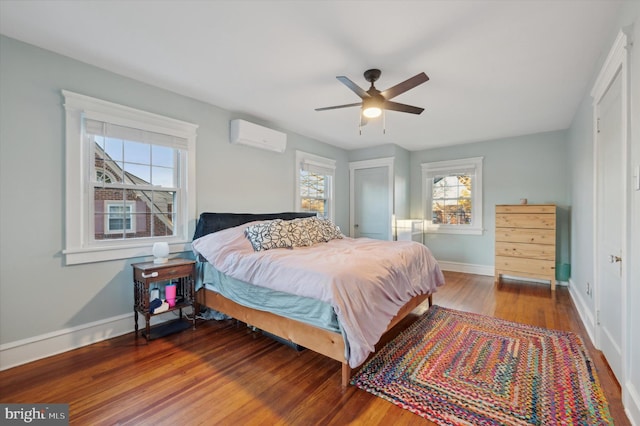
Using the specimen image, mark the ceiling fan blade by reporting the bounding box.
[383,101,424,115]
[315,102,362,112]
[336,76,370,99]
[380,72,429,100]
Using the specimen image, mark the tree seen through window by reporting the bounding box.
[299,170,328,217]
[431,175,472,225]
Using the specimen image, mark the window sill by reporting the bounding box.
[426,226,484,236]
[64,241,192,265]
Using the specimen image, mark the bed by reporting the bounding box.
[192,212,445,387]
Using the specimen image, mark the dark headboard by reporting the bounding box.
[193,212,317,241]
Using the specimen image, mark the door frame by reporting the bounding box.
[591,29,630,383]
[349,157,394,239]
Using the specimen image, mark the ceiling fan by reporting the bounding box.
[315,69,429,120]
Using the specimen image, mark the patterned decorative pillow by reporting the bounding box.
[302,217,324,244]
[244,220,293,251]
[287,217,315,247]
[312,217,344,242]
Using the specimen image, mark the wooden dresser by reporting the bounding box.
[495,204,556,290]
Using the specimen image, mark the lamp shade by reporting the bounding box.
[152,242,170,264]
[362,97,383,118]
[362,106,382,118]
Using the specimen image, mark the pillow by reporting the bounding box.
[244,220,293,251]
[287,217,314,247]
[310,217,343,242]
[289,216,343,245]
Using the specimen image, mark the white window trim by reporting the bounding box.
[104,201,136,234]
[63,90,198,265]
[295,150,336,221]
[421,156,484,235]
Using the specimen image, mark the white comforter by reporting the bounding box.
[192,222,445,367]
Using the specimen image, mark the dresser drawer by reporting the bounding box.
[495,227,555,244]
[133,263,194,282]
[495,256,555,275]
[496,204,555,214]
[495,241,555,260]
[496,214,555,229]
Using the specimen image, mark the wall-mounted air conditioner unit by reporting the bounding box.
[229,119,287,153]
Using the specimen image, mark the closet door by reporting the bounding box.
[353,166,390,240]
[595,68,624,383]
[349,157,395,240]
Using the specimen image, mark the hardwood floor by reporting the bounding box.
[0,271,629,425]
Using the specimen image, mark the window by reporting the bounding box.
[88,120,179,241]
[105,202,135,234]
[63,90,198,264]
[422,157,483,235]
[295,151,336,220]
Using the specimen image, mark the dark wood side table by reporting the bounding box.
[132,258,197,340]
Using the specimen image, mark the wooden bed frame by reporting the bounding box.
[197,287,432,387]
[192,212,434,387]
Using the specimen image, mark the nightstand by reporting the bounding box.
[132,258,197,340]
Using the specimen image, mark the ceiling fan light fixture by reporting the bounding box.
[362,97,383,118]
[362,106,382,118]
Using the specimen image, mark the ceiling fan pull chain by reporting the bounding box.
[383,110,386,134]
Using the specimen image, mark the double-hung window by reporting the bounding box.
[63,91,198,264]
[422,157,483,235]
[295,151,336,220]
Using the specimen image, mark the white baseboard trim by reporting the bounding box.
[0,311,182,371]
[567,278,596,346]
[624,380,640,426]
[437,261,568,287]
[437,261,493,276]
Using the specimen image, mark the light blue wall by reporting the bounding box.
[409,131,570,268]
[392,146,411,219]
[0,35,349,345]
[567,92,596,308]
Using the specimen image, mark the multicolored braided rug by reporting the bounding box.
[351,305,613,425]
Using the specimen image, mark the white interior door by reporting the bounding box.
[595,69,624,383]
[353,166,390,239]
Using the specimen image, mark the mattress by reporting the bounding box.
[196,261,342,334]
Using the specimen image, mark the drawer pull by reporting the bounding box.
[142,272,159,279]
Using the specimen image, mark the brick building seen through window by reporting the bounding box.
[93,141,175,240]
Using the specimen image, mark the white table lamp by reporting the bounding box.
[152,242,170,264]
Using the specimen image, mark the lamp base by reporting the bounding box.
[153,257,168,264]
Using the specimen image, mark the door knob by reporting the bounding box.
[609,255,622,263]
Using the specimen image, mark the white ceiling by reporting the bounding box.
[0,1,623,151]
